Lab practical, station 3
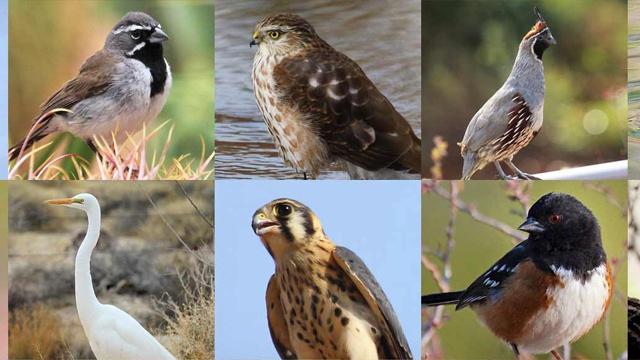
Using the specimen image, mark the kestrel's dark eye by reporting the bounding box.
[549,214,562,224]
[267,30,280,39]
[275,203,292,217]
[130,30,142,40]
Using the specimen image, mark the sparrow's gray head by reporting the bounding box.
[105,12,168,57]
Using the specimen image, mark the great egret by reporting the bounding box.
[46,193,175,360]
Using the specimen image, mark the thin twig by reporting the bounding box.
[175,181,213,228]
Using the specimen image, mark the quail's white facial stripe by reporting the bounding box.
[113,24,153,35]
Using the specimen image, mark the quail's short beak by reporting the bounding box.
[518,217,545,234]
[45,198,83,205]
[149,28,169,43]
[252,212,278,235]
[250,31,261,47]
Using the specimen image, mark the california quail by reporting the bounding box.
[459,7,556,180]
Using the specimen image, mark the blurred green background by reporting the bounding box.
[9,0,213,172]
[422,0,627,179]
[422,181,627,359]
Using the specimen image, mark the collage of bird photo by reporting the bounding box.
[0,0,637,359]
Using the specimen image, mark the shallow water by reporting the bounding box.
[215,0,421,179]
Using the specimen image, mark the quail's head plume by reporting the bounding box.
[460,7,555,180]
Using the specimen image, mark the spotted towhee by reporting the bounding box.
[422,192,612,359]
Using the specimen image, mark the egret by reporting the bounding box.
[46,193,175,360]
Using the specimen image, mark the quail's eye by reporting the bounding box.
[267,30,280,39]
[130,30,142,40]
[548,214,562,224]
[275,203,292,217]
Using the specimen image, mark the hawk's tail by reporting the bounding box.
[392,134,421,174]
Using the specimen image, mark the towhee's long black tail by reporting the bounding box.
[422,291,465,306]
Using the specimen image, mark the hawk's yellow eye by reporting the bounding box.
[275,203,292,217]
[267,30,280,39]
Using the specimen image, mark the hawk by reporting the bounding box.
[250,13,421,179]
[252,198,413,359]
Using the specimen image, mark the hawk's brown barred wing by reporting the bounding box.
[272,49,421,173]
[333,247,413,359]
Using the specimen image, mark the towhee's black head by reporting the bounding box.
[519,192,605,276]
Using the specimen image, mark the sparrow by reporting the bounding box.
[250,13,421,180]
[422,193,611,359]
[460,7,556,180]
[9,11,172,161]
[252,198,412,359]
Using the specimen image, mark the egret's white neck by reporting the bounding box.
[75,204,101,328]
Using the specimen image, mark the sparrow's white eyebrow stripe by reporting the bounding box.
[113,24,153,35]
[126,42,146,56]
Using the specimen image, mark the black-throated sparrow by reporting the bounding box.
[9,11,172,161]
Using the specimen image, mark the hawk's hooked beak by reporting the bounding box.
[149,27,169,44]
[252,212,279,235]
[250,31,261,47]
[45,197,83,205]
[518,217,545,234]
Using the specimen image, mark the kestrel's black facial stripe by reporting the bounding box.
[276,211,295,242]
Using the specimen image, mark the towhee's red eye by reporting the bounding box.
[548,214,562,224]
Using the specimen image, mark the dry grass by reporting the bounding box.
[156,260,214,359]
[9,121,214,180]
[9,304,70,360]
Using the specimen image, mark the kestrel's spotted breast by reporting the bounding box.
[251,13,421,179]
[252,198,413,359]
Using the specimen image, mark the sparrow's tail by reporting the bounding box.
[9,115,54,161]
[422,291,464,306]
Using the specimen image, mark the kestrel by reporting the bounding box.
[252,199,412,359]
[250,13,421,180]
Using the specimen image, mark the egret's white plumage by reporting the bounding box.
[47,193,175,360]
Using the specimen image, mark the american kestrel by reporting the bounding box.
[250,13,421,180]
[252,199,412,359]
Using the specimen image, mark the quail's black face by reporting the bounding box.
[532,28,556,60]
[518,192,600,250]
[105,12,168,57]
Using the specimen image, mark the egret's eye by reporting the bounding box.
[548,214,562,224]
[130,30,142,40]
[267,30,280,39]
[275,203,292,217]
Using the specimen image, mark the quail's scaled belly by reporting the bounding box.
[276,252,382,359]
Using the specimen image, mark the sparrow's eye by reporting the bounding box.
[548,214,562,224]
[267,30,280,39]
[130,30,142,40]
[275,203,292,217]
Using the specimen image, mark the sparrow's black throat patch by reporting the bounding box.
[130,42,167,98]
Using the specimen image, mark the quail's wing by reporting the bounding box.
[456,240,530,310]
[38,50,116,115]
[273,50,421,172]
[266,275,297,359]
[332,246,412,359]
[461,87,532,152]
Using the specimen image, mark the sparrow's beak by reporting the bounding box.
[250,31,261,47]
[45,198,83,205]
[518,217,545,234]
[149,28,169,43]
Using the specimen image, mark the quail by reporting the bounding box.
[9,12,172,161]
[250,13,421,180]
[252,198,412,359]
[459,7,556,180]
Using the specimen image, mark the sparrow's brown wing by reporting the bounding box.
[266,275,297,359]
[39,49,116,114]
[272,48,421,173]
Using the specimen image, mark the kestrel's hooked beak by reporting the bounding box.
[252,211,279,235]
[44,197,84,205]
[250,31,261,47]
